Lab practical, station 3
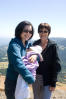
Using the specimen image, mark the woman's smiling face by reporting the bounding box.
[39,28,49,41]
[20,25,32,41]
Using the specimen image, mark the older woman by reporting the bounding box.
[33,23,61,99]
[5,21,36,99]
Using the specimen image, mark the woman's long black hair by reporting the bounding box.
[15,21,34,40]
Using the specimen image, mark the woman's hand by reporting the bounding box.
[49,86,55,91]
[28,55,37,63]
[28,84,32,87]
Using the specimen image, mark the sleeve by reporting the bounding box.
[8,43,35,84]
[50,44,61,87]
[28,40,34,48]
[37,54,43,62]
[32,40,38,46]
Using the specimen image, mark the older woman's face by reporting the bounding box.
[39,28,49,41]
[20,25,32,41]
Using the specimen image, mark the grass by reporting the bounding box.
[0,62,8,69]
[0,69,7,75]
[0,62,8,75]
[56,82,66,90]
[1,57,7,60]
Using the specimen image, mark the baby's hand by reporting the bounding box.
[28,55,37,63]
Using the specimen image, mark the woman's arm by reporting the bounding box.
[8,43,35,84]
[50,44,61,87]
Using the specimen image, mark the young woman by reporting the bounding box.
[5,21,36,99]
[33,23,61,99]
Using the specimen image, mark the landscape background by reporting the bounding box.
[0,0,66,98]
[0,37,66,83]
[0,37,66,99]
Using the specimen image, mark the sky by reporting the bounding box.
[0,0,66,40]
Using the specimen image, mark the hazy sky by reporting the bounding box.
[0,0,66,40]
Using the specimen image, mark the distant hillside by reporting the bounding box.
[50,37,66,66]
[50,38,66,83]
[0,37,66,64]
[0,46,8,62]
[51,37,66,46]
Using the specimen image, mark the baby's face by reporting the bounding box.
[26,48,33,52]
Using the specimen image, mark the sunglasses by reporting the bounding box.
[39,30,48,33]
[23,30,32,34]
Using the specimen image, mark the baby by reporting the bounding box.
[15,45,43,99]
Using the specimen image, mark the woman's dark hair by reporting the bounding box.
[38,23,51,35]
[15,21,34,39]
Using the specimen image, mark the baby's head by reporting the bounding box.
[27,45,42,54]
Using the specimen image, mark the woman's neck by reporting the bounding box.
[22,39,26,47]
[40,39,48,49]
